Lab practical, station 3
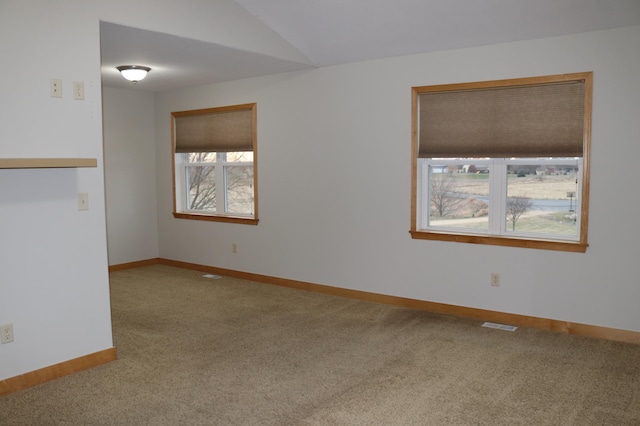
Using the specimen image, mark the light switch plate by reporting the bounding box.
[78,193,89,211]
[50,78,62,98]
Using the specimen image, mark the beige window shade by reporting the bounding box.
[418,81,585,158]
[175,108,253,153]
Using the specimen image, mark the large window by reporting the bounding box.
[172,103,258,224]
[411,73,592,252]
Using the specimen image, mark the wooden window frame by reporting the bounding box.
[410,73,592,252]
[171,103,258,225]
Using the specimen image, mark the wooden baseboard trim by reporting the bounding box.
[158,258,640,345]
[109,258,161,272]
[0,347,117,396]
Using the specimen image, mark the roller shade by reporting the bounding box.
[418,81,585,158]
[174,108,253,153]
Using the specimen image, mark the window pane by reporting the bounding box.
[188,152,216,163]
[505,163,579,237]
[428,165,489,231]
[187,165,216,211]
[225,165,254,214]
[225,151,253,162]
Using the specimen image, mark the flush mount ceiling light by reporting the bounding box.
[116,65,151,83]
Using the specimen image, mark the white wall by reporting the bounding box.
[0,1,111,380]
[103,88,159,265]
[156,26,640,333]
[0,0,308,381]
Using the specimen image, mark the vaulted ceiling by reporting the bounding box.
[100,0,640,92]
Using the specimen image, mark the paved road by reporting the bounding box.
[452,193,576,212]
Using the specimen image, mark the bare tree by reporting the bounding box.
[188,152,216,210]
[506,196,534,231]
[468,198,487,218]
[430,174,464,217]
[187,152,254,213]
[225,165,254,214]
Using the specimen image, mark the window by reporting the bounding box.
[411,73,592,252]
[172,103,258,224]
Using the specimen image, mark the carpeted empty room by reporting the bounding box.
[1,264,639,425]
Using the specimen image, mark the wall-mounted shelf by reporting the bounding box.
[0,158,97,169]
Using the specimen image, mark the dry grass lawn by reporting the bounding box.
[455,174,578,199]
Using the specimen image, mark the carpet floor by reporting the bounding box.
[1,265,639,425]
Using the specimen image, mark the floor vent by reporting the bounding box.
[482,322,518,332]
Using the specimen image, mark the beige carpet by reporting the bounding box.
[1,265,639,425]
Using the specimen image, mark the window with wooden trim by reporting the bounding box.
[411,73,592,252]
[172,103,258,225]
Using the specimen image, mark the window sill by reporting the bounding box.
[173,212,258,225]
[409,230,587,253]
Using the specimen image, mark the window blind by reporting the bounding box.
[418,81,585,158]
[174,107,253,153]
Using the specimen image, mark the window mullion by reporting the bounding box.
[181,153,190,211]
[575,158,583,233]
[420,161,429,228]
[216,152,227,213]
[489,160,507,235]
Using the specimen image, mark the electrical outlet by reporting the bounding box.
[232,243,237,254]
[73,81,85,100]
[491,272,500,287]
[1,324,14,344]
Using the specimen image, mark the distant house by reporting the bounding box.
[462,165,489,173]
[536,165,578,175]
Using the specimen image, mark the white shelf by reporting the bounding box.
[0,158,97,169]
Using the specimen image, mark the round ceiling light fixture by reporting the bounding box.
[116,65,151,83]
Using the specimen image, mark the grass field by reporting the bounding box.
[431,211,577,235]
[451,173,578,199]
[430,173,579,236]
